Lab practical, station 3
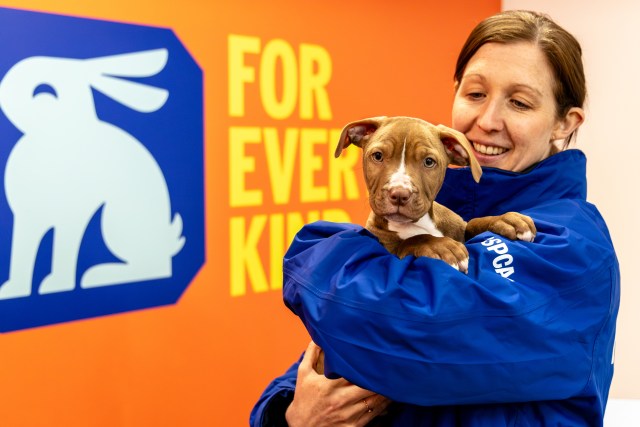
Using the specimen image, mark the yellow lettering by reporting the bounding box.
[229,127,263,207]
[264,127,298,204]
[230,215,269,296]
[228,35,334,120]
[299,43,333,120]
[228,34,260,117]
[260,39,298,120]
[231,210,353,296]
[300,128,328,203]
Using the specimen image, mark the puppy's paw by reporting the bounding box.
[396,234,470,274]
[466,212,536,242]
[516,229,535,242]
[449,257,469,274]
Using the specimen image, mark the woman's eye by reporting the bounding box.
[511,99,531,110]
[467,92,485,100]
[423,157,436,168]
[372,151,383,162]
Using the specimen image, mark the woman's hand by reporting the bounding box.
[285,341,391,427]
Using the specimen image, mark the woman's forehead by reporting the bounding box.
[462,42,555,95]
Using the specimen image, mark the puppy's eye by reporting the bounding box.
[423,157,436,168]
[372,151,383,162]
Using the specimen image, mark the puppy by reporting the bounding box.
[334,116,535,272]
[313,116,536,374]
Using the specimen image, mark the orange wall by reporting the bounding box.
[0,1,499,425]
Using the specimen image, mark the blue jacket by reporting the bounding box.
[250,150,620,426]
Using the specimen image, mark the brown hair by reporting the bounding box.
[454,10,586,147]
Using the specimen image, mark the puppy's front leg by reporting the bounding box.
[396,234,469,274]
[465,212,537,242]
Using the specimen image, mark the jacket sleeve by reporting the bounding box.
[249,358,300,427]
[282,200,619,407]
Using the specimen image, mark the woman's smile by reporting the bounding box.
[471,141,508,156]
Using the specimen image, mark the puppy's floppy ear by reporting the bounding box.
[334,116,386,158]
[436,124,482,183]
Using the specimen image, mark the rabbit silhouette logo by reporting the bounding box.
[0,8,204,331]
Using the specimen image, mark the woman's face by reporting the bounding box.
[452,41,575,172]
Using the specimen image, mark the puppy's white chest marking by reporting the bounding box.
[388,214,444,240]
[387,139,412,190]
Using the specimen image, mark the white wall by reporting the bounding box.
[504,0,640,406]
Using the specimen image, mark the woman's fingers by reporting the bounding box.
[355,393,393,425]
[289,341,393,427]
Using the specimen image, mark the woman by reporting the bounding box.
[251,10,619,426]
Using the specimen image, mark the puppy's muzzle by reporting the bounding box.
[388,187,412,206]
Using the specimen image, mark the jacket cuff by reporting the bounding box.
[257,390,294,427]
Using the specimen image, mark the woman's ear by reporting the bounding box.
[553,106,585,140]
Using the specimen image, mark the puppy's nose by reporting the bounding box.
[389,187,412,206]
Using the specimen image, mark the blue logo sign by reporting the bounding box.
[0,8,205,331]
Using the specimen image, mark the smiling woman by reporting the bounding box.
[452,42,582,171]
[452,10,586,172]
[251,9,620,427]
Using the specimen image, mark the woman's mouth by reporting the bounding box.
[473,142,507,156]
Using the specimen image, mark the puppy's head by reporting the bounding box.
[335,116,481,222]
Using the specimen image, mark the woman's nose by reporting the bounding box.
[476,99,504,133]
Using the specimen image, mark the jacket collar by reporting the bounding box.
[435,149,588,221]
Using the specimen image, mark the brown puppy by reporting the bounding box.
[314,116,536,374]
[335,116,535,272]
